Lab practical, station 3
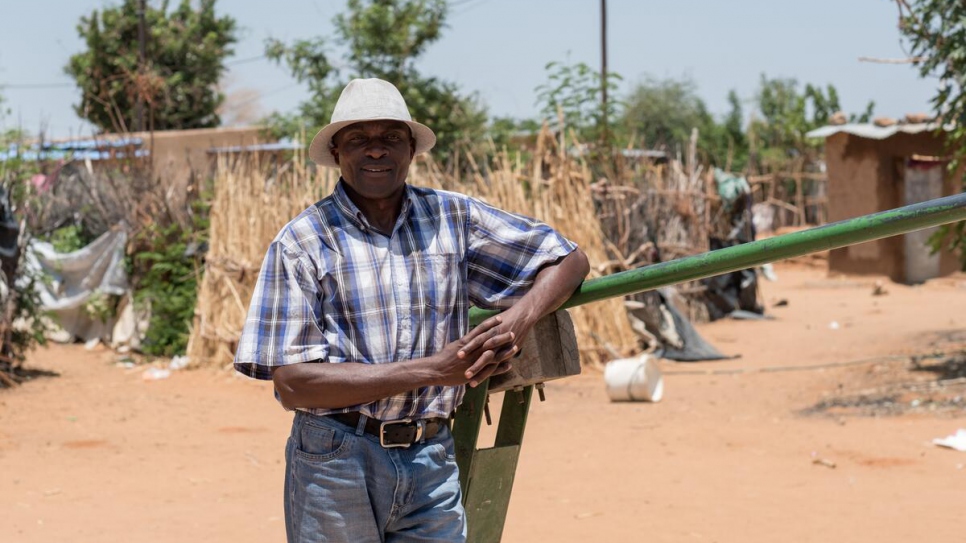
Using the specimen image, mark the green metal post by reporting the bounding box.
[457,383,533,543]
[470,192,966,325]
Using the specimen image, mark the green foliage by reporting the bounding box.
[899,0,966,130]
[65,0,238,132]
[49,225,91,253]
[898,0,966,267]
[0,169,51,367]
[621,75,747,168]
[621,75,710,150]
[717,90,749,170]
[0,91,21,152]
[487,116,541,151]
[535,60,623,145]
[265,0,486,160]
[5,260,51,363]
[748,75,873,172]
[83,292,116,324]
[131,197,209,357]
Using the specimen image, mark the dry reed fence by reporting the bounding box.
[592,157,718,323]
[188,133,640,369]
[436,131,640,364]
[186,152,335,364]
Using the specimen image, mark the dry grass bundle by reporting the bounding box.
[189,135,639,368]
[429,131,639,365]
[187,152,338,365]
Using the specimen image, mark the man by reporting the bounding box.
[235,78,589,543]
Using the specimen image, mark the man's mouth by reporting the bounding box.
[362,166,391,173]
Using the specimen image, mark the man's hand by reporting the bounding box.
[273,316,516,410]
[429,315,517,387]
[464,249,591,385]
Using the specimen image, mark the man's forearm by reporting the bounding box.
[273,359,436,411]
[272,315,516,410]
[461,248,590,383]
[513,248,591,324]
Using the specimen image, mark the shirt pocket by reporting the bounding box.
[410,251,464,349]
[416,253,461,312]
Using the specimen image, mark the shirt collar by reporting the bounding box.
[332,178,415,235]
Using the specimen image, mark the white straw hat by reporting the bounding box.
[308,78,436,167]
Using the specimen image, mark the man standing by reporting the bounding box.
[235,78,589,542]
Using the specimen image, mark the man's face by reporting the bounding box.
[330,120,416,202]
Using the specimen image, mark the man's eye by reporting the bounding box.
[386,134,400,141]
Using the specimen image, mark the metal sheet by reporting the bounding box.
[805,123,944,140]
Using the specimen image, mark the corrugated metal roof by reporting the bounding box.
[0,149,150,162]
[0,137,148,162]
[42,137,144,151]
[206,139,302,154]
[805,123,948,140]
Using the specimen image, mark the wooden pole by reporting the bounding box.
[600,0,608,146]
[136,0,147,132]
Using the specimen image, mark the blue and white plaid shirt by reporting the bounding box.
[234,180,576,420]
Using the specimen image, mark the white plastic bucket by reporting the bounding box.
[604,354,664,402]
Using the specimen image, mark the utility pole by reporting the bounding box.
[600,0,608,146]
[135,0,147,132]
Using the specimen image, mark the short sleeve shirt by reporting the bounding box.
[234,181,576,420]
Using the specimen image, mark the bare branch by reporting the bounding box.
[858,56,925,64]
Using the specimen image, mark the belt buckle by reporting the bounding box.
[379,418,424,449]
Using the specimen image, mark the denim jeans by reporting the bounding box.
[284,410,466,543]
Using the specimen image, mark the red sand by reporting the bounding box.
[2,262,965,542]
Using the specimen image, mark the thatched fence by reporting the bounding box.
[188,132,640,368]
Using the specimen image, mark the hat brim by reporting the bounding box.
[308,118,436,167]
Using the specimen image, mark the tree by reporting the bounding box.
[65,0,238,132]
[748,75,873,173]
[487,116,542,152]
[897,0,966,265]
[535,60,623,146]
[620,76,746,169]
[265,0,486,161]
[0,90,27,155]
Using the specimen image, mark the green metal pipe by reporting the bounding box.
[470,192,966,325]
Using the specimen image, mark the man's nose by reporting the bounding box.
[364,142,388,158]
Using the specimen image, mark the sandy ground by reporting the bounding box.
[2,261,965,543]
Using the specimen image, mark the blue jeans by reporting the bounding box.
[284,410,466,543]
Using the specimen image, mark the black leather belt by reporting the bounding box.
[330,411,449,449]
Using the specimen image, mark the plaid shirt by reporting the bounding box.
[234,181,576,420]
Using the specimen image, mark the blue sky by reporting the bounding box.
[0,0,938,139]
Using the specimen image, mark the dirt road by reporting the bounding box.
[1,262,964,542]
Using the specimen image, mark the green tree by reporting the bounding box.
[487,116,542,151]
[535,60,623,146]
[620,76,747,170]
[265,0,486,161]
[748,75,873,172]
[0,90,10,149]
[65,0,238,132]
[897,0,966,265]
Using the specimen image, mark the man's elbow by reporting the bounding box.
[272,366,302,410]
[573,248,591,278]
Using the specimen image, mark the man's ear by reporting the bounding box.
[410,138,416,159]
[329,146,340,165]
